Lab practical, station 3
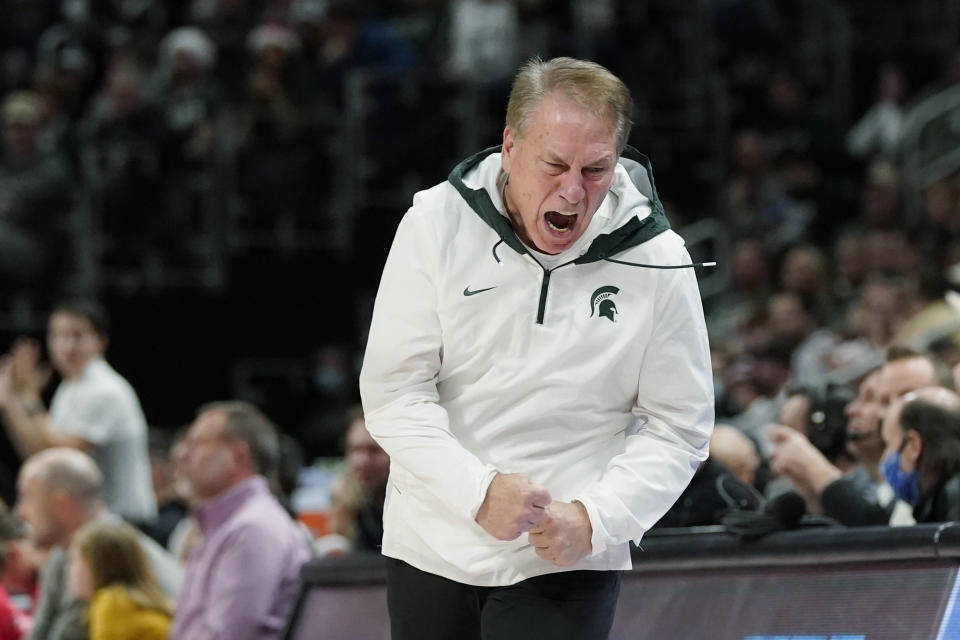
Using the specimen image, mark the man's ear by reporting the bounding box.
[231,440,254,474]
[501,127,516,173]
[900,429,922,472]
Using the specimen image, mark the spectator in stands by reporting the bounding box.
[307,2,415,110]
[311,471,362,557]
[843,368,888,486]
[891,271,960,356]
[729,340,793,455]
[852,159,902,230]
[141,429,188,548]
[755,64,838,175]
[0,90,74,297]
[771,382,861,511]
[846,61,908,160]
[151,26,223,252]
[169,401,310,640]
[831,231,868,308]
[778,243,843,327]
[779,383,857,471]
[769,350,950,526]
[152,26,222,171]
[444,0,519,84]
[0,514,40,622]
[862,228,917,278]
[705,236,772,344]
[297,343,360,460]
[779,243,829,302]
[879,386,960,523]
[766,292,838,390]
[0,299,157,524]
[241,24,305,142]
[709,424,762,490]
[720,129,793,245]
[79,61,171,267]
[32,25,99,172]
[344,406,388,552]
[844,276,911,351]
[15,448,180,640]
[233,22,326,235]
[0,512,30,640]
[913,180,960,282]
[68,520,172,640]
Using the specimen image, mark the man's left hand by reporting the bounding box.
[528,501,592,567]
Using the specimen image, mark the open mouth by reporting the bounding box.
[545,211,577,233]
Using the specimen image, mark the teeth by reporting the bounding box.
[545,212,577,233]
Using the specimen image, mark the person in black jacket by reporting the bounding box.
[769,349,950,526]
[881,387,960,523]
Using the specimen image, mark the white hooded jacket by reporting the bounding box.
[359,146,715,586]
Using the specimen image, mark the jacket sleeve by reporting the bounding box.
[575,258,715,554]
[359,207,500,521]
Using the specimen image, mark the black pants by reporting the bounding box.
[386,558,621,640]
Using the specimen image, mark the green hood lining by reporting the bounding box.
[446,145,671,264]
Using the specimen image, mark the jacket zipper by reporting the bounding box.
[534,258,579,325]
[536,269,551,325]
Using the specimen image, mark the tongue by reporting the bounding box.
[545,211,575,231]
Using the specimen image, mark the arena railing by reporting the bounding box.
[281,522,960,640]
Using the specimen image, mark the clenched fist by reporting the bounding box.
[528,501,592,567]
[475,473,551,541]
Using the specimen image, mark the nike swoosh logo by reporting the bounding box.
[463,286,497,297]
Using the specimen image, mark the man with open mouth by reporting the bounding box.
[360,56,714,640]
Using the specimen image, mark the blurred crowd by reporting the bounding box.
[2,0,960,637]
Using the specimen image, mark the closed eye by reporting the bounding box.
[543,161,566,174]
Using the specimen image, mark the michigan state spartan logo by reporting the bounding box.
[589,286,620,322]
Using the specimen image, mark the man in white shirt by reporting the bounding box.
[0,299,156,524]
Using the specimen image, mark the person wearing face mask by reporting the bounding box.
[880,387,960,523]
[360,57,714,639]
[767,349,954,526]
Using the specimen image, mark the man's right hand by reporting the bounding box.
[767,424,842,494]
[475,473,551,541]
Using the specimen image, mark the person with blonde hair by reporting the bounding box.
[68,521,171,640]
[14,448,180,640]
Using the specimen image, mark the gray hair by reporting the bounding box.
[28,448,103,508]
[198,401,280,478]
[505,57,634,153]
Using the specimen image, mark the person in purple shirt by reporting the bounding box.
[169,401,310,640]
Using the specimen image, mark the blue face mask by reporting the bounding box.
[881,450,919,505]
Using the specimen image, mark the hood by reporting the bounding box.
[447,145,671,264]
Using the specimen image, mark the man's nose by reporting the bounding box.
[558,172,586,205]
